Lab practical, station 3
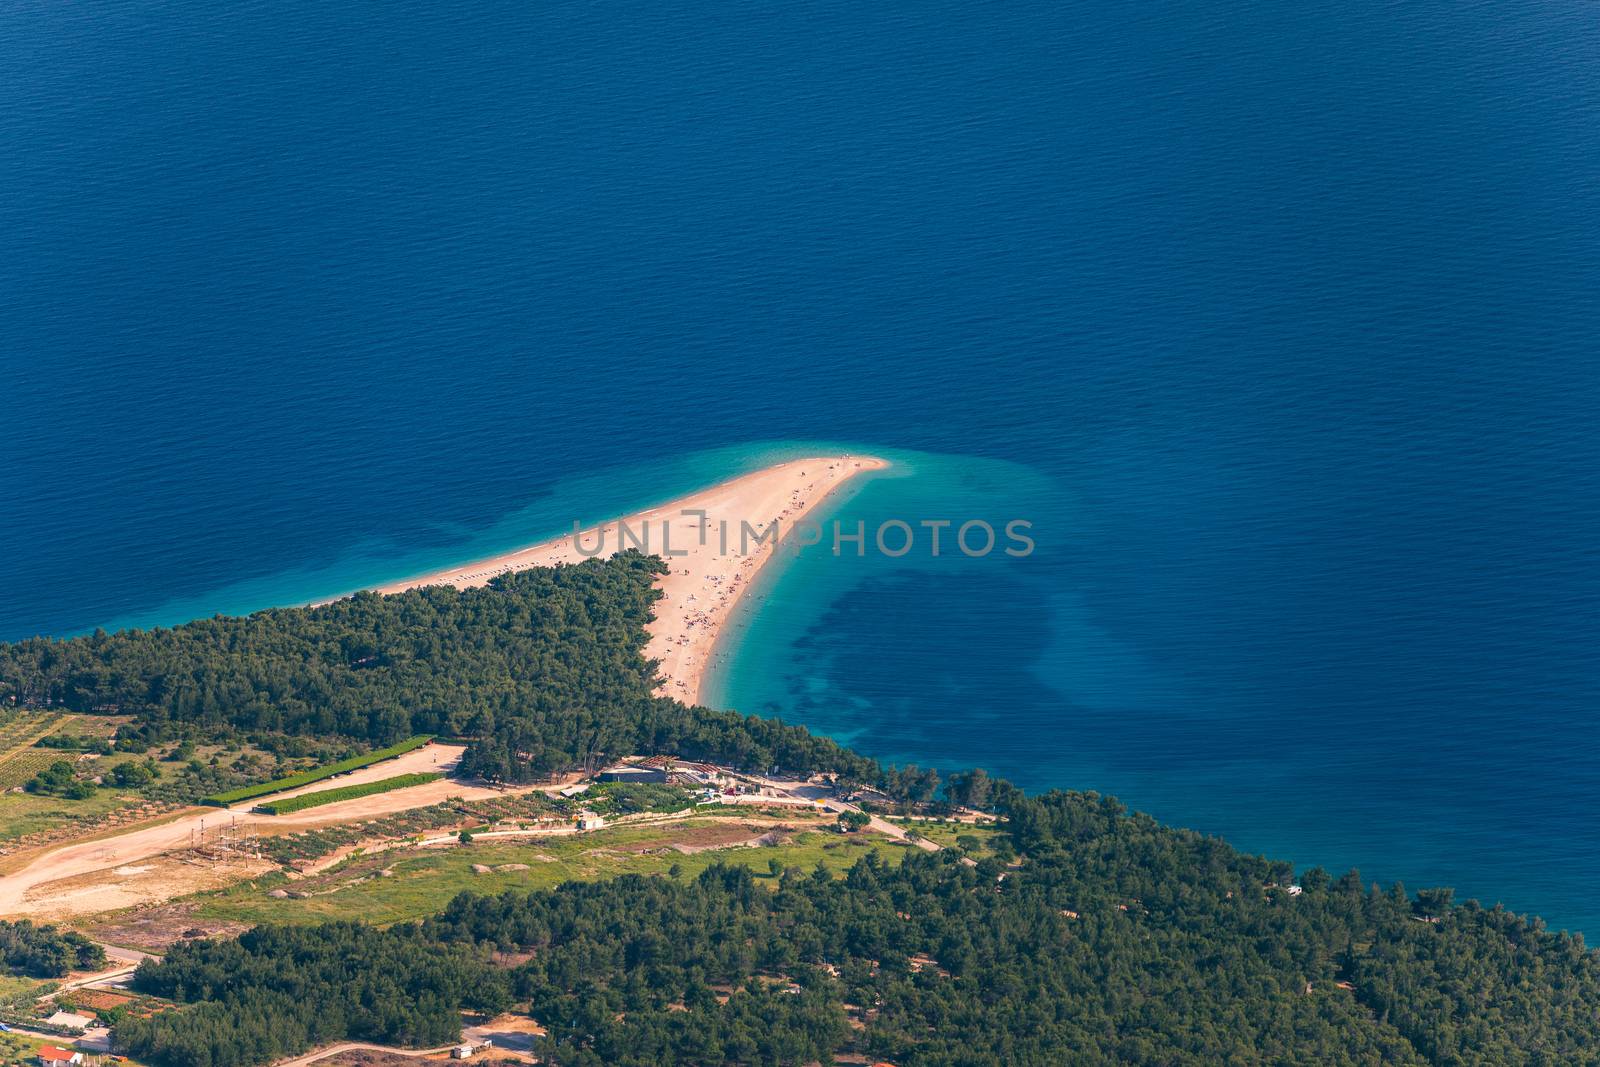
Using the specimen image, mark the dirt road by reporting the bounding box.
[273,1016,540,1066]
[0,744,525,919]
[272,1041,457,1067]
[745,774,943,853]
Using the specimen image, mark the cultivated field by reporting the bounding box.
[0,711,164,848]
[205,735,435,806]
[255,773,443,814]
[0,710,68,787]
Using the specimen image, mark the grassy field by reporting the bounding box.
[888,818,1005,853]
[0,788,150,845]
[0,1032,53,1067]
[189,817,914,927]
[203,735,434,805]
[0,733,315,852]
[0,973,45,1004]
[255,772,442,814]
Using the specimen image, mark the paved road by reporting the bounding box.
[32,942,157,1002]
[52,962,138,994]
[98,943,158,965]
[15,940,161,1053]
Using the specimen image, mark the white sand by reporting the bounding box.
[372,453,888,704]
[0,455,889,919]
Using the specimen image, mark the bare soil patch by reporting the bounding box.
[73,989,134,1012]
[313,1052,433,1066]
[25,851,276,920]
[617,820,794,855]
[82,903,254,951]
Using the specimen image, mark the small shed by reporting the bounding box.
[597,765,667,784]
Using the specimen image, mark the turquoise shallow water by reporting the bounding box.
[3,0,1598,931]
[90,442,857,634]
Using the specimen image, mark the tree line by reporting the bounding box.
[8,554,1598,1062]
[0,920,105,978]
[0,554,882,789]
[120,789,1600,1066]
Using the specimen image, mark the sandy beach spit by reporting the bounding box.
[372,455,888,705]
[0,458,887,919]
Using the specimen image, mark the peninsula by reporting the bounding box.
[371,454,888,705]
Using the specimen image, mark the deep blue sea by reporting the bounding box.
[4,1,1598,931]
